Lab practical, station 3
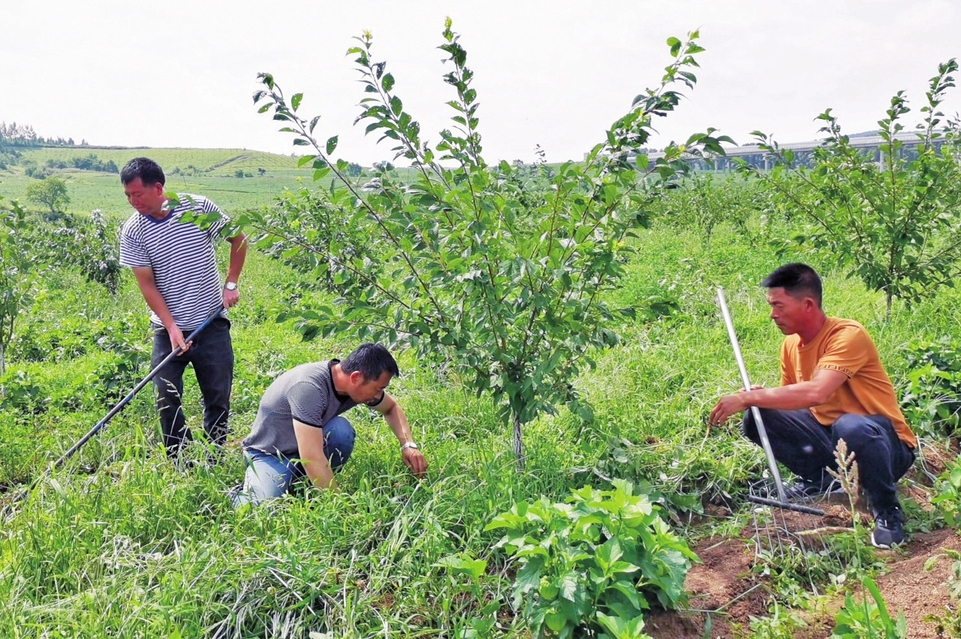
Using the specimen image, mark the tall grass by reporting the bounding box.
[0,176,958,635]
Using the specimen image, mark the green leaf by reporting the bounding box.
[291,92,303,111]
[434,553,487,581]
[545,610,567,633]
[666,36,682,57]
[558,571,580,602]
[326,135,339,155]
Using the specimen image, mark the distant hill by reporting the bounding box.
[15,147,305,177]
[0,147,323,219]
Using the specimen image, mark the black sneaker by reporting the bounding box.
[871,508,905,548]
[783,477,844,501]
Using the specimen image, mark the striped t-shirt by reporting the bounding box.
[119,194,230,330]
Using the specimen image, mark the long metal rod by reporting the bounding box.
[745,494,826,516]
[4,308,223,513]
[716,288,788,504]
[52,308,223,468]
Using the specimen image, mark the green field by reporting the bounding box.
[1,150,960,637]
[0,147,319,219]
[15,147,303,172]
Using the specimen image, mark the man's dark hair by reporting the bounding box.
[341,343,400,381]
[762,263,823,306]
[121,157,165,187]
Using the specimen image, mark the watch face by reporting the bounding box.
[224,282,238,291]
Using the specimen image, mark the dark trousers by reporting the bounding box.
[742,408,915,514]
[151,318,233,457]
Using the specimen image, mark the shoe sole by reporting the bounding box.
[870,532,903,549]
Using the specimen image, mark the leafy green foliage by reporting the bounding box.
[648,174,766,244]
[831,578,908,639]
[932,457,961,529]
[823,442,908,639]
[743,59,961,314]
[248,22,731,462]
[24,174,70,217]
[923,548,961,637]
[0,198,36,375]
[0,148,959,634]
[485,480,697,638]
[0,369,46,413]
[4,207,122,296]
[58,209,123,294]
[748,600,810,638]
[238,182,384,296]
[434,553,502,638]
[899,336,961,439]
[43,153,119,173]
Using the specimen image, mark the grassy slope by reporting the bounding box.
[0,171,957,636]
[0,147,317,219]
[10,146,303,173]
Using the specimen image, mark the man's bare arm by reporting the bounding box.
[293,419,337,490]
[131,266,188,352]
[709,368,848,427]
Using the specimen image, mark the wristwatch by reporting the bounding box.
[224,281,238,291]
[400,441,419,451]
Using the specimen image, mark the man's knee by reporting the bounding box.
[833,413,868,432]
[324,417,356,469]
[832,414,880,450]
[741,408,777,443]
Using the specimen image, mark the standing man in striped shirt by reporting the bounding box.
[119,157,247,459]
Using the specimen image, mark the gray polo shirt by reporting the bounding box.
[242,360,382,458]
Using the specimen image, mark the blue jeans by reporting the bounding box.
[233,416,356,506]
[152,317,233,457]
[743,408,916,513]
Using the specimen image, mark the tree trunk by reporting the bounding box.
[512,411,525,471]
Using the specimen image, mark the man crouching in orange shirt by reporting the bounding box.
[709,263,917,548]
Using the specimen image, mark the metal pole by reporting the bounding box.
[4,308,224,515]
[716,288,788,504]
[51,308,224,469]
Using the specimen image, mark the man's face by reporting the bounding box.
[349,371,392,404]
[123,178,167,217]
[766,287,807,335]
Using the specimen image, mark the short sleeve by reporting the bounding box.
[365,392,386,408]
[816,326,870,378]
[780,340,796,386]
[287,381,328,427]
[119,221,150,268]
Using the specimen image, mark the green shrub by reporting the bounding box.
[831,578,908,639]
[744,59,961,316]
[899,336,961,439]
[932,457,961,528]
[248,23,731,466]
[485,479,697,638]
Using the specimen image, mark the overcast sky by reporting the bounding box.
[2,1,959,166]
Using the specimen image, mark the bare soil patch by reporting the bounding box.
[646,442,961,638]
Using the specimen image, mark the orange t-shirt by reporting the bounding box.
[780,317,916,449]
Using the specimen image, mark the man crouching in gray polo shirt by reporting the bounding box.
[233,343,428,505]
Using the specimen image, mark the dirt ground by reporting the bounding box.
[645,442,961,638]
